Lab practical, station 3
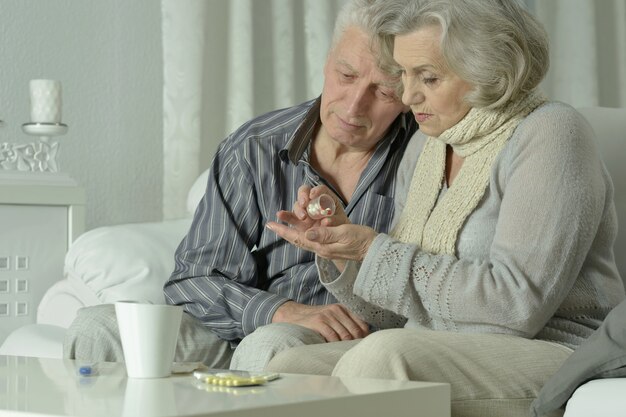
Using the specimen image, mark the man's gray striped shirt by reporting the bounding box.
[164,98,417,342]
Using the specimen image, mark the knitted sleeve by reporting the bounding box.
[316,257,407,329]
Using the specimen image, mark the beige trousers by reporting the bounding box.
[231,323,325,372]
[266,328,572,417]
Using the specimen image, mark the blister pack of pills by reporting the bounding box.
[193,370,280,387]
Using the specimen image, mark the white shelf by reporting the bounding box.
[0,171,78,187]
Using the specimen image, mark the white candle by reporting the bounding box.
[29,79,62,123]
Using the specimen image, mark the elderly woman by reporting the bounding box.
[240,0,624,415]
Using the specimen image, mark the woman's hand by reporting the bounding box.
[266,184,378,262]
[267,221,378,262]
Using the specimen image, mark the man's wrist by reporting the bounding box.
[271,300,296,323]
[241,292,290,335]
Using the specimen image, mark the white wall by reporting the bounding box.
[0,0,163,231]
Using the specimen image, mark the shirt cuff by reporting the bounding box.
[241,292,291,336]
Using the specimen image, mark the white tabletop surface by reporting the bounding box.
[0,355,449,417]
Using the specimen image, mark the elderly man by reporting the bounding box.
[63,0,416,369]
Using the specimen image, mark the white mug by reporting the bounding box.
[115,301,183,378]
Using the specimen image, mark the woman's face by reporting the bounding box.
[393,26,473,137]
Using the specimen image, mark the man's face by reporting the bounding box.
[319,26,406,151]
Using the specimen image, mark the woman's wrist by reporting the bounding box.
[357,228,378,261]
[332,259,347,272]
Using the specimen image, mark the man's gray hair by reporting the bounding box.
[378,0,549,109]
[330,0,392,52]
[329,0,406,94]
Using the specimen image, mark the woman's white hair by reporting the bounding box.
[378,0,549,108]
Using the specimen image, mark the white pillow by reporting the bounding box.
[37,279,86,328]
[186,168,210,215]
[63,218,192,305]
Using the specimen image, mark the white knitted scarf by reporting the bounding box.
[391,90,546,255]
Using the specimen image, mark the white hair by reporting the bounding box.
[378,0,549,108]
[329,0,407,93]
[330,0,390,50]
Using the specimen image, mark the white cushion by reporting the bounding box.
[36,279,86,328]
[564,379,626,417]
[0,324,65,359]
[63,218,192,305]
[186,168,210,215]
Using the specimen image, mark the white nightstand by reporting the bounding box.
[0,172,85,344]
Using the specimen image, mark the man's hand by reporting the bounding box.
[266,221,378,262]
[273,301,369,342]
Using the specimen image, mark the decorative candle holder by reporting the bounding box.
[17,122,68,173]
[0,123,69,173]
[0,125,69,173]
[0,80,68,173]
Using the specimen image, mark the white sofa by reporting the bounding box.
[0,107,624,416]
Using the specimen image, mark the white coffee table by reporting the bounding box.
[0,355,450,417]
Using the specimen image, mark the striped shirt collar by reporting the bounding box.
[281,96,409,165]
